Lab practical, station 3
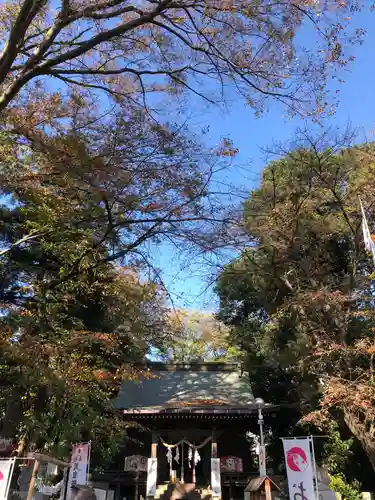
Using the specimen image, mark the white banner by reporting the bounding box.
[211,458,221,498]
[67,443,91,500]
[146,458,157,497]
[282,438,315,500]
[0,459,15,500]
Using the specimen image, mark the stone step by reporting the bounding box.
[155,483,212,500]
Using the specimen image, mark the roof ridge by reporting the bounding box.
[128,362,242,372]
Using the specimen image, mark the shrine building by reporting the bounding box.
[94,362,280,500]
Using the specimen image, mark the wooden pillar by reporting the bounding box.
[181,443,184,484]
[264,478,272,500]
[211,429,217,496]
[147,432,158,498]
[151,432,158,458]
[135,472,140,500]
[26,459,39,500]
[116,482,121,500]
[211,429,217,458]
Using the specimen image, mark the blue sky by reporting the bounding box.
[152,8,375,312]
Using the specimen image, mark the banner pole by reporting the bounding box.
[87,441,92,485]
[310,436,319,500]
[26,458,39,500]
[62,464,70,500]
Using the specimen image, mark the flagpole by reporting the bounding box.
[87,441,92,485]
[309,436,319,500]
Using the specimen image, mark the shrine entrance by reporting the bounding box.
[116,362,281,500]
[159,435,212,485]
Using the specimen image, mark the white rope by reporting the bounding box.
[160,435,212,450]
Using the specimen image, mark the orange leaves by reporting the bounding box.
[141,202,164,212]
[313,377,375,427]
[217,138,239,158]
[93,369,113,381]
[72,330,119,347]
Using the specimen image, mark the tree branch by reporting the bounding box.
[0,0,43,82]
[0,230,49,258]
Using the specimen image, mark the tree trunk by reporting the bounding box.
[344,409,375,472]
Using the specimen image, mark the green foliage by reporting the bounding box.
[0,106,223,462]
[323,422,354,475]
[329,474,362,500]
[216,130,375,477]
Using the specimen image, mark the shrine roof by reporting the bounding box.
[115,362,261,414]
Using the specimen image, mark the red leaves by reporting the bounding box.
[141,202,163,212]
[93,369,113,381]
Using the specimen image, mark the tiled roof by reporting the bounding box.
[115,362,255,413]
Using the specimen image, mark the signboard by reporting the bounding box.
[220,456,243,473]
[67,443,91,500]
[282,439,315,500]
[146,458,157,497]
[124,455,147,472]
[211,458,221,498]
[0,458,15,500]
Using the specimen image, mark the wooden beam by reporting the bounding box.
[26,459,39,500]
[26,452,69,467]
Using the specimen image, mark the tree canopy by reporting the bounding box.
[0,102,233,461]
[158,309,240,362]
[216,130,375,479]
[0,0,365,118]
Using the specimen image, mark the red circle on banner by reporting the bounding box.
[287,447,308,472]
[0,471,4,480]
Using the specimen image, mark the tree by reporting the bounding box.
[159,309,240,362]
[0,104,235,289]
[0,105,231,459]
[0,252,167,461]
[0,0,366,118]
[216,128,375,473]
